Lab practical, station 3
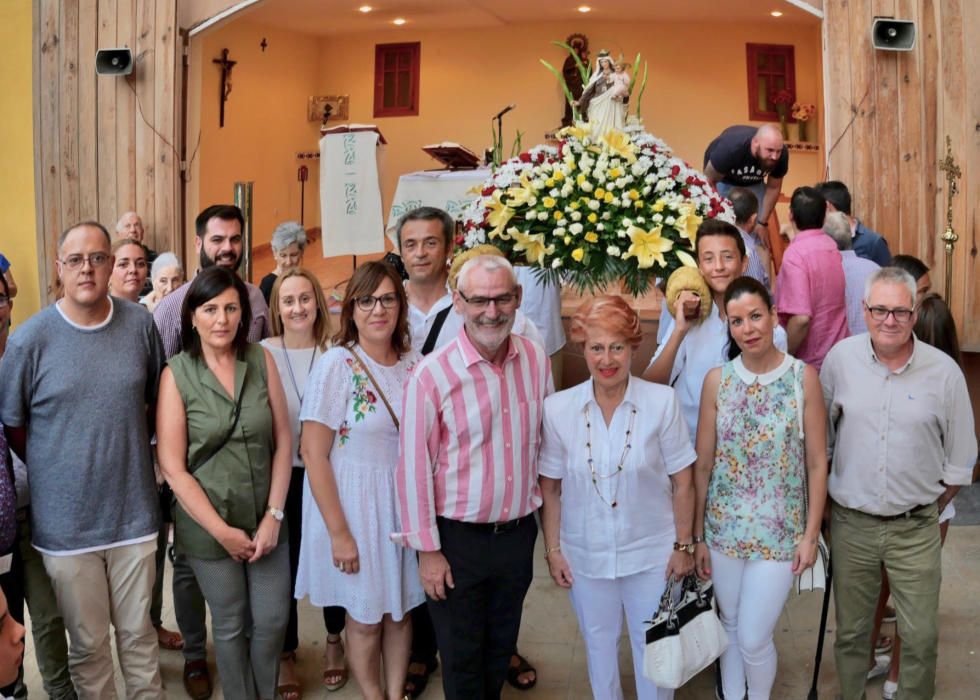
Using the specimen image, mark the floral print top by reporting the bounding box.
[704,354,806,561]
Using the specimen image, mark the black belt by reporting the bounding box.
[438,514,529,535]
[867,502,933,521]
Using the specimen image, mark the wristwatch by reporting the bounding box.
[673,541,695,554]
[267,506,285,522]
[692,535,705,544]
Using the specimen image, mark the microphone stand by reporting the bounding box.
[492,104,515,166]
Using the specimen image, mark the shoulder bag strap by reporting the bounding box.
[347,347,400,431]
[189,381,246,474]
[421,305,453,356]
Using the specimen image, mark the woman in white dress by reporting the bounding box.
[539,295,697,700]
[261,268,349,697]
[296,261,424,700]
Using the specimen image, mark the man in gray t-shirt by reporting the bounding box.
[0,222,165,698]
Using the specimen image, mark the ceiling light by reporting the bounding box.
[393,17,406,25]
[578,5,592,12]
[771,10,783,17]
[358,5,372,12]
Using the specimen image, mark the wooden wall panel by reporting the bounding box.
[823,0,980,349]
[32,0,180,304]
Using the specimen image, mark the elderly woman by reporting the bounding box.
[141,252,185,312]
[108,238,149,303]
[157,267,293,700]
[539,295,697,700]
[261,222,307,304]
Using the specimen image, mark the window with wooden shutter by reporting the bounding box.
[745,43,796,121]
[374,42,420,117]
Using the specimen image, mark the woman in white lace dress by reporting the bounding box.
[295,261,423,700]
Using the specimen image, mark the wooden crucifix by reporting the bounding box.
[212,48,237,128]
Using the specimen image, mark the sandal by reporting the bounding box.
[506,653,537,691]
[155,625,184,651]
[323,636,348,692]
[404,658,438,699]
[278,651,302,700]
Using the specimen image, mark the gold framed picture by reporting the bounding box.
[308,95,350,122]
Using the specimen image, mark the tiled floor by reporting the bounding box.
[18,523,980,699]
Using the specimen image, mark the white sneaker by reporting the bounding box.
[882,680,898,699]
[867,654,892,680]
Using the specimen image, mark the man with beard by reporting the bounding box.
[394,254,550,699]
[152,204,270,699]
[704,124,788,246]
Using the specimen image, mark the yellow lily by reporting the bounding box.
[601,129,637,163]
[674,203,702,247]
[624,224,674,269]
[558,124,591,142]
[486,192,515,239]
[676,249,698,268]
[511,229,555,265]
[505,173,536,207]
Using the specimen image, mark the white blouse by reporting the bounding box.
[538,376,697,579]
[261,339,323,467]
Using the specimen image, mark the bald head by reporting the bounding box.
[752,125,785,172]
[116,211,145,243]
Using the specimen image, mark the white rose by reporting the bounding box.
[596,223,605,231]
[570,211,582,221]
[606,245,621,256]
[552,258,564,268]
[569,222,584,234]
[581,182,594,193]
[588,199,601,210]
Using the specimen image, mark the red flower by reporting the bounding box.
[482,186,495,196]
[519,152,532,163]
[770,88,795,106]
[685,175,695,185]
[670,165,681,176]
[681,187,691,197]
[365,390,377,404]
[455,235,464,245]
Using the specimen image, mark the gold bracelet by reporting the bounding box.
[544,545,561,559]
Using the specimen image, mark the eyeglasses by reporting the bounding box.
[60,253,111,270]
[457,289,519,309]
[865,304,914,323]
[355,293,399,312]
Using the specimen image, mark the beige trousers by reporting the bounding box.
[43,539,164,700]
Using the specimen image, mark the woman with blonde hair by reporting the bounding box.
[296,261,423,700]
[539,294,697,700]
[260,268,347,698]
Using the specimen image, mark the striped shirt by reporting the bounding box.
[393,327,551,551]
[152,276,270,359]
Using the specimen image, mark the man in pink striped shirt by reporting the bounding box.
[394,254,550,699]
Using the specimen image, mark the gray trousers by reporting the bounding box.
[172,551,208,661]
[186,544,290,700]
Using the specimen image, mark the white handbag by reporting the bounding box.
[642,575,729,689]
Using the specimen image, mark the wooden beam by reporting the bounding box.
[96,0,119,226]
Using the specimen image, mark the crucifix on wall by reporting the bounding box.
[212,48,237,127]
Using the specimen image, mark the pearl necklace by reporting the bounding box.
[584,405,637,508]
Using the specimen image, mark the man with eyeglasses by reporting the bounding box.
[395,207,545,695]
[393,254,550,700]
[0,221,166,698]
[820,266,977,700]
[152,203,270,699]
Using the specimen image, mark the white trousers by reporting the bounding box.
[568,566,674,700]
[709,550,794,700]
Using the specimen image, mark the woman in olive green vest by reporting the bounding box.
[157,267,293,700]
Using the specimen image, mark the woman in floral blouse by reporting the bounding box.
[295,261,424,700]
[693,276,827,700]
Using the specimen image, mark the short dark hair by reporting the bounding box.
[180,267,252,358]
[789,186,827,230]
[724,276,774,361]
[890,254,930,281]
[727,187,759,226]
[914,293,961,365]
[333,261,410,357]
[58,221,112,252]
[195,205,244,238]
[695,219,746,259]
[815,181,852,215]
[395,206,455,250]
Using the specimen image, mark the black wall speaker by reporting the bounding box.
[871,18,916,51]
[95,48,133,75]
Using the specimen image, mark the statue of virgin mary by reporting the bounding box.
[577,50,630,138]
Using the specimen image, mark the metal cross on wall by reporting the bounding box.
[212,48,237,128]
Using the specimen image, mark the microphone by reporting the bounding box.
[494,103,517,119]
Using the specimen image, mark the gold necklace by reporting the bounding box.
[584,405,637,508]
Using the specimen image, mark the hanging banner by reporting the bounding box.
[319,130,385,257]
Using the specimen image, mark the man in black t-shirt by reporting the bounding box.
[704,124,788,245]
